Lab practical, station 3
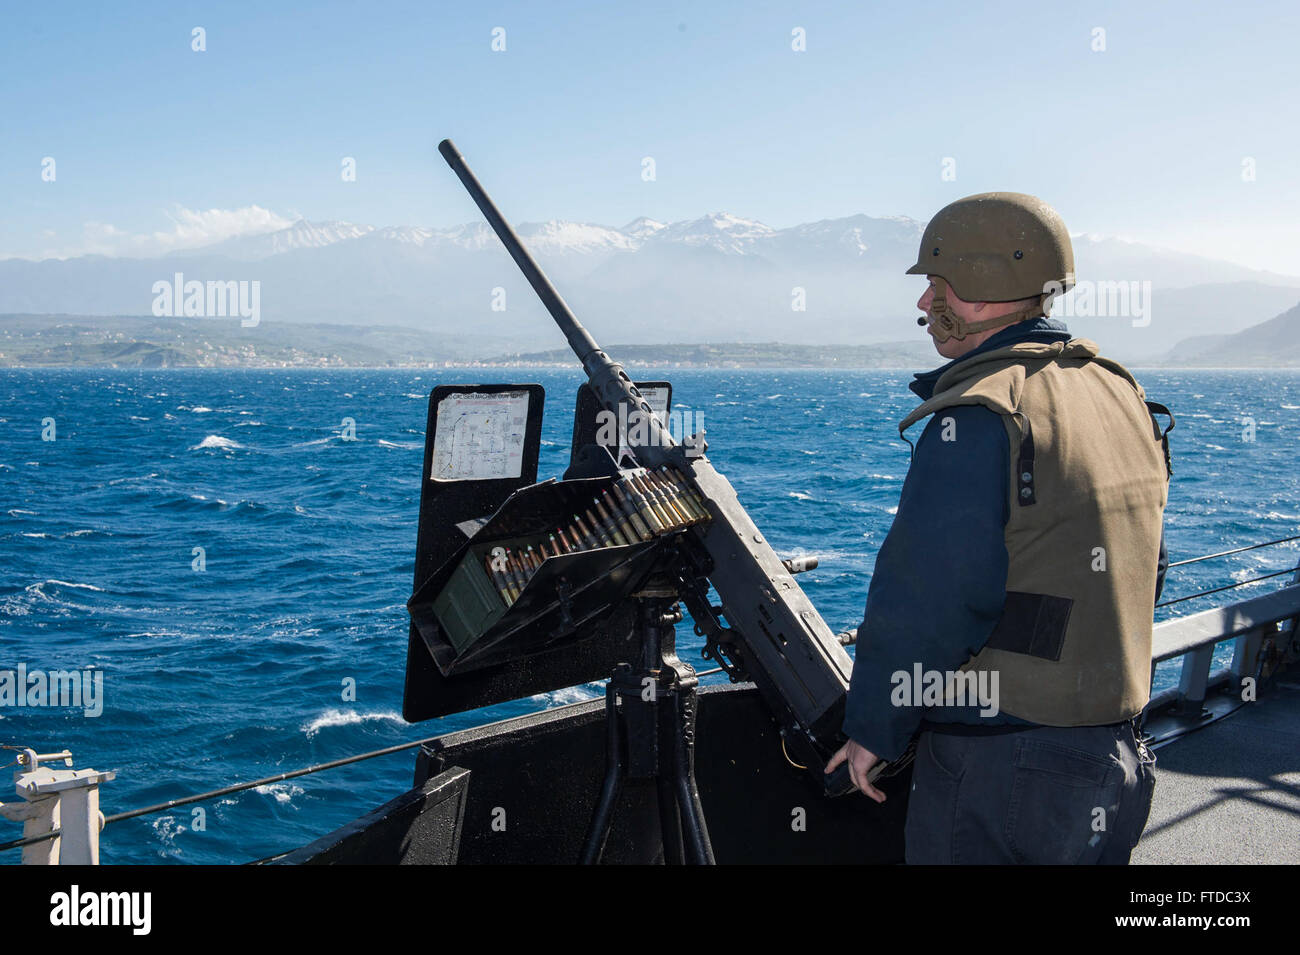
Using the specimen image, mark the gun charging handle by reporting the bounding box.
[823,762,856,797]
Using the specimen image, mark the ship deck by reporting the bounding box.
[1133,678,1300,865]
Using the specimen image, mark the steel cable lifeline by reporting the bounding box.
[0,733,445,854]
[1157,566,1299,607]
[0,664,730,856]
[1167,534,1300,568]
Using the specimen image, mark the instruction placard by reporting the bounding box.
[638,386,670,422]
[431,390,529,481]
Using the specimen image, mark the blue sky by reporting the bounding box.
[2,0,1298,272]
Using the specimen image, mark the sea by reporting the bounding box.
[2,367,1298,864]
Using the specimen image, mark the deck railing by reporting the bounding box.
[1147,559,1300,719]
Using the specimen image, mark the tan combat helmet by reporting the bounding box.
[906,192,1075,342]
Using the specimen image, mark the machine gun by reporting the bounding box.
[403,140,871,861]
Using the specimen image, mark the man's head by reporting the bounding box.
[916,278,1041,360]
[906,192,1074,357]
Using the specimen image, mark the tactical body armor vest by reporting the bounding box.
[899,338,1170,725]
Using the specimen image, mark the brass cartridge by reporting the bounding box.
[606,487,652,541]
[592,497,630,546]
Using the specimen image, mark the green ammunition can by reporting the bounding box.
[432,546,509,655]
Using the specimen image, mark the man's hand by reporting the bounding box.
[825,739,886,803]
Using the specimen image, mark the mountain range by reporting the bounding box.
[2,213,1298,363]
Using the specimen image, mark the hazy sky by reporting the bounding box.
[3,1,1298,273]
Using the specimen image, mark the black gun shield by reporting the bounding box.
[569,380,672,461]
[403,383,640,721]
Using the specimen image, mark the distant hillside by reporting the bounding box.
[8,309,1300,370]
[0,314,514,368]
[1069,281,1300,360]
[0,316,936,369]
[1163,301,1300,366]
[475,341,938,369]
[1164,333,1233,363]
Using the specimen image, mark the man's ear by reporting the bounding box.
[972,301,987,313]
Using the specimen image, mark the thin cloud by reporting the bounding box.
[17,205,293,260]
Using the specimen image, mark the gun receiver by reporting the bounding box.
[437,139,854,787]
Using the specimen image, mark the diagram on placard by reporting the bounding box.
[431,391,529,481]
[639,386,670,421]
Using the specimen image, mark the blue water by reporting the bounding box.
[2,368,1298,864]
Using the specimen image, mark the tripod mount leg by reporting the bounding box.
[579,583,716,864]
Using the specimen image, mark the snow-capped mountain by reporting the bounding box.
[194,214,766,259]
[648,213,777,254]
[621,217,667,240]
[3,211,1299,360]
[371,226,438,247]
[188,220,375,260]
[514,220,638,256]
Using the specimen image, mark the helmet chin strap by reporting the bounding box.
[918,277,1045,343]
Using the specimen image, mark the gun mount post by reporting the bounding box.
[579,577,714,864]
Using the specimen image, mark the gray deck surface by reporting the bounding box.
[1133,679,1300,864]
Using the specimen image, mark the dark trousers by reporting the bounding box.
[904,721,1156,864]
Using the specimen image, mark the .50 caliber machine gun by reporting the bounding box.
[402,140,879,863]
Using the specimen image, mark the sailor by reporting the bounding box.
[825,193,1170,864]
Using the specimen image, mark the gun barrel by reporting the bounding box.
[438,139,852,770]
[437,139,675,451]
[437,140,602,364]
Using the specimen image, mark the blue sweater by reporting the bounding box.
[841,318,1168,759]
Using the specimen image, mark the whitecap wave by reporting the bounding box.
[190,435,242,450]
[301,708,404,738]
[151,815,186,850]
[530,685,602,708]
[0,597,29,615]
[37,579,106,592]
[254,782,305,806]
[108,472,159,485]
